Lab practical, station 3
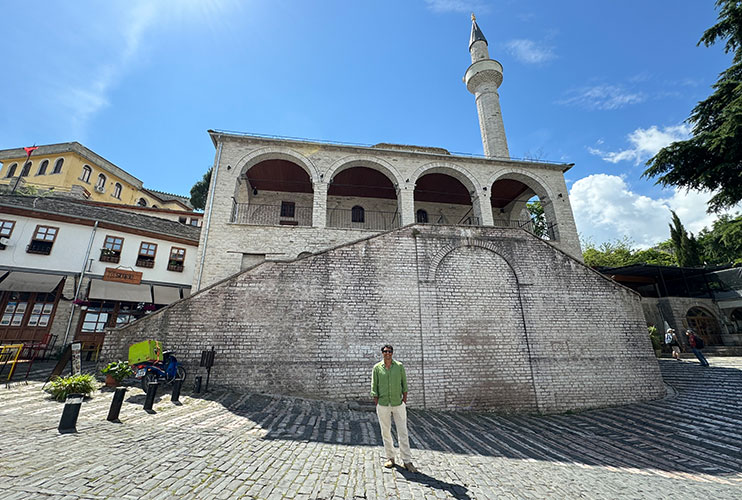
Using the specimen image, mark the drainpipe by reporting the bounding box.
[62,221,98,346]
[195,137,223,291]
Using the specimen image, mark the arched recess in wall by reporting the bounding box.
[686,305,722,346]
[233,150,317,227]
[427,242,538,412]
[411,163,481,226]
[489,170,560,241]
[325,158,403,231]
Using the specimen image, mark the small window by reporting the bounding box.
[113,183,122,199]
[178,216,187,224]
[137,198,147,207]
[100,235,124,263]
[416,209,428,223]
[136,242,157,268]
[20,162,31,177]
[27,225,58,255]
[37,160,49,175]
[351,205,365,223]
[5,163,18,178]
[96,173,106,189]
[190,218,199,226]
[168,247,186,272]
[80,165,92,183]
[0,219,15,250]
[280,201,296,218]
[52,158,64,174]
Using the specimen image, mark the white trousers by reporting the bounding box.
[376,403,412,463]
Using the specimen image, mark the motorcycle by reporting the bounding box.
[132,350,187,392]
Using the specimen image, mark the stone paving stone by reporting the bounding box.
[1,358,742,499]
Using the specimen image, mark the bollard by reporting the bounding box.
[171,378,182,404]
[58,393,84,433]
[107,387,127,422]
[193,375,202,394]
[143,381,159,413]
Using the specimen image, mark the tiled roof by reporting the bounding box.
[0,194,200,242]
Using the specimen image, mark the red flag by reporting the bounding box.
[23,146,38,157]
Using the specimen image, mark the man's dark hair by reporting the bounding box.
[381,344,393,353]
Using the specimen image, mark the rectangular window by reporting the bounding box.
[27,225,58,255]
[136,242,157,268]
[0,219,15,250]
[167,247,186,272]
[100,235,124,263]
[280,201,295,218]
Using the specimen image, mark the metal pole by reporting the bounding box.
[62,221,98,346]
[107,387,126,422]
[195,138,223,292]
[143,381,158,413]
[58,393,84,433]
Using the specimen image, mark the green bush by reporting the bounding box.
[101,360,134,381]
[648,326,662,354]
[46,373,98,401]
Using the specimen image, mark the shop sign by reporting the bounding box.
[103,267,143,284]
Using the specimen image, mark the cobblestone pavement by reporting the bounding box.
[1,357,741,499]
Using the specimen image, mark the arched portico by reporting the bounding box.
[231,149,317,227]
[324,157,403,231]
[489,170,559,240]
[411,163,487,226]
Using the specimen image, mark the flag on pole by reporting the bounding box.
[23,146,38,156]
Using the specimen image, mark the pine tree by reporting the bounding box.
[669,211,702,267]
[644,0,742,212]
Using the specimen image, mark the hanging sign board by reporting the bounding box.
[71,342,82,375]
[103,267,143,285]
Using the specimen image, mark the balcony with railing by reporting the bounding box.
[231,202,313,226]
[327,208,400,231]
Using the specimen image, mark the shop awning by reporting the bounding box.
[0,272,64,292]
[152,285,181,305]
[89,279,152,302]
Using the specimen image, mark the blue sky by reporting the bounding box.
[1,0,738,247]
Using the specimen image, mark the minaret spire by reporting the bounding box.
[464,15,509,158]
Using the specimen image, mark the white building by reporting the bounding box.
[0,194,199,356]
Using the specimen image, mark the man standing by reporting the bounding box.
[371,344,417,473]
[686,329,710,366]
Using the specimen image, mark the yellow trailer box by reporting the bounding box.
[128,340,162,365]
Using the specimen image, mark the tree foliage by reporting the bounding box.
[669,211,703,267]
[697,212,742,264]
[190,168,212,211]
[526,200,548,238]
[581,236,677,268]
[644,0,742,212]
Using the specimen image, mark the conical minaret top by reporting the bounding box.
[464,14,509,158]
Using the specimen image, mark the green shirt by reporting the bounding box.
[371,359,407,406]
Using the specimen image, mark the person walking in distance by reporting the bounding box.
[371,344,417,473]
[666,328,682,361]
[686,329,710,366]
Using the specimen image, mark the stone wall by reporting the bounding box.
[103,224,665,414]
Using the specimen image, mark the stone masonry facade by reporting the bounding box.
[193,133,583,290]
[103,224,665,414]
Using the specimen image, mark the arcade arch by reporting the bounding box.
[490,171,558,240]
[686,306,722,346]
[412,165,480,225]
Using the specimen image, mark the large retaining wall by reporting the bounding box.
[101,224,665,414]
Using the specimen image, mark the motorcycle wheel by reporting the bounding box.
[141,371,158,392]
[175,366,187,383]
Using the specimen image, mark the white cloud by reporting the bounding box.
[505,39,555,64]
[569,174,741,248]
[424,0,488,13]
[559,85,645,110]
[589,124,691,165]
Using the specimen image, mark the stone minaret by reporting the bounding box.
[464,14,509,158]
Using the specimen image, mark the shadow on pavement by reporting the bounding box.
[397,467,471,499]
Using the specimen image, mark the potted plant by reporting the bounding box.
[101,360,134,386]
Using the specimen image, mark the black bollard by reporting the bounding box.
[143,381,159,413]
[107,387,127,422]
[171,378,182,404]
[193,375,202,394]
[58,393,84,433]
